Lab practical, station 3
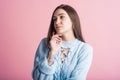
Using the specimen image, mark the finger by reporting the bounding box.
[53,36,62,42]
[52,36,62,42]
[52,33,62,38]
[52,34,61,38]
[56,38,62,44]
[58,34,62,37]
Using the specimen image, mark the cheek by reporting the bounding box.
[62,18,72,28]
[66,20,72,28]
[64,20,71,25]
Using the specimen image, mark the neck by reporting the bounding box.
[61,33,76,41]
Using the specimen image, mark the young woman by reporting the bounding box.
[32,4,93,80]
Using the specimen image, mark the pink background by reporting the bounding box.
[0,0,120,80]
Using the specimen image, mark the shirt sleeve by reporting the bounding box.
[32,38,58,80]
[66,43,93,80]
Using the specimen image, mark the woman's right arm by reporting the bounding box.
[32,33,62,80]
[32,38,58,80]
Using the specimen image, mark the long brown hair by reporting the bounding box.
[47,4,85,44]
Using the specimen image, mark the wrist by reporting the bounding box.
[49,50,56,57]
[47,51,55,65]
[47,57,54,65]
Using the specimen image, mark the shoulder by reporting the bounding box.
[37,37,49,51]
[77,39,93,57]
[39,37,48,46]
[40,37,47,44]
[77,39,93,51]
[82,43,93,52]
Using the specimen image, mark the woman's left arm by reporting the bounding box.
[67,44,93,80]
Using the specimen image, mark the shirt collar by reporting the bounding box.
[61,38,80,52]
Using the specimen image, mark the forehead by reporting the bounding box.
[53,9,68,16]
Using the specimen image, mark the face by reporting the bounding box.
[53,9,73,34]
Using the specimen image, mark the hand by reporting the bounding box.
[49,32,62,54]
[48,33,62,65]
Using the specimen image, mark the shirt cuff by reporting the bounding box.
[39,57,57,75]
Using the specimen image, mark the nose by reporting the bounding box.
[55,18,60,25]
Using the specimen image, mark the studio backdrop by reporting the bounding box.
[0,0,120,80]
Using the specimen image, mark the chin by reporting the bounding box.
[56,31,63,34]
[56,29,66,34]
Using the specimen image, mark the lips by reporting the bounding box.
[55,26,62,30]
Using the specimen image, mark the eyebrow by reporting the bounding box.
[53,13,65,17]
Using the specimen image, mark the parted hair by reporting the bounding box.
[47,4,85,44]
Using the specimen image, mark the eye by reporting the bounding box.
[60,16,65,19]
[53,17,57,21]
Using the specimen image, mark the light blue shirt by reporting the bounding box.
[32,38,93,80]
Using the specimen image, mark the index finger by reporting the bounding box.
[54,33,62,37]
